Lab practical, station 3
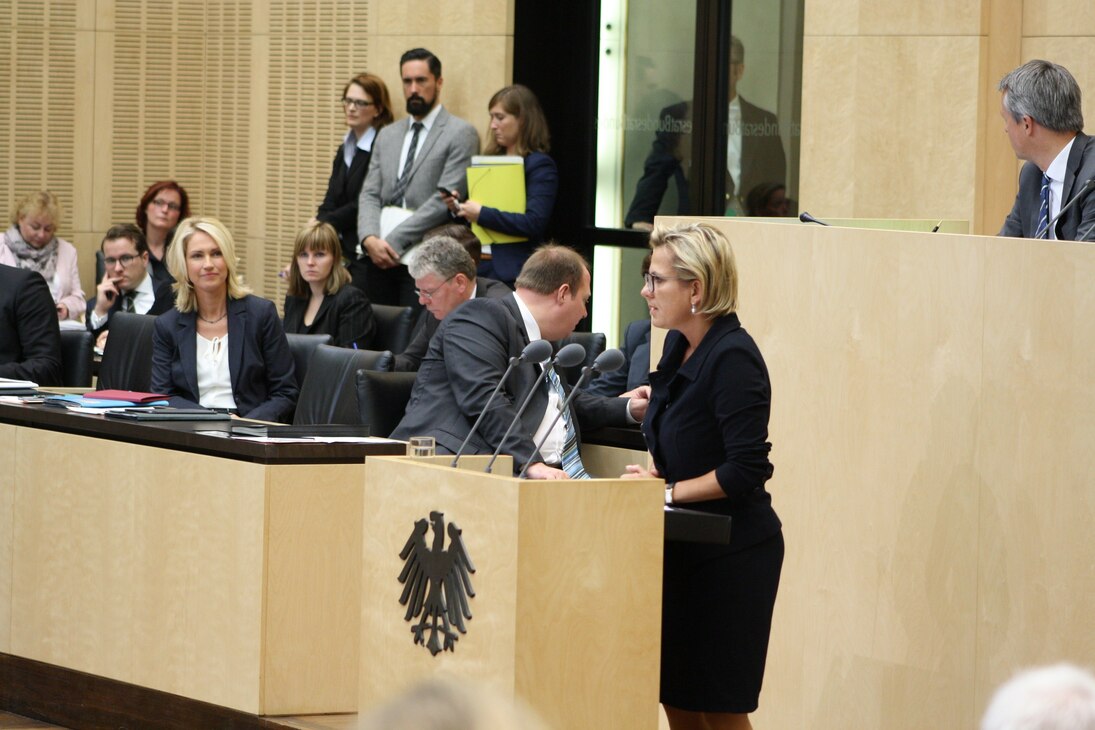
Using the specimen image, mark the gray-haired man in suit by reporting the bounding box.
[357,48,480,306]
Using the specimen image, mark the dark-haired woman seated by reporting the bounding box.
[282,221,377,349]
[151,216,298,422]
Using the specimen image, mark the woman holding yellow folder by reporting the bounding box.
[448,85,557,286]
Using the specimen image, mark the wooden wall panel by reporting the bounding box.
[0,2,79,242]
[1022,1,1095,36]
[799,36,983,222]
[805,0,984,36]
[260,1,371,308]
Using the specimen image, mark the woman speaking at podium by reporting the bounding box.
[152,216,298,422]
[447,84,557,287]
[624,222,783,730]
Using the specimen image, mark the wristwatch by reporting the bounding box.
[665,482,676,505]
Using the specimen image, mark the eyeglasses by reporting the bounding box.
[414,274,456,300]
[104,254,141,268]
[642,272,683,292]
[150,198,181,212]
[341,97,375,109]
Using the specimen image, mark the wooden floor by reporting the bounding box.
[0,711,362,730]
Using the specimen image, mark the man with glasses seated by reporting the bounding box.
[393,234,510,371]
[87,223,175,344]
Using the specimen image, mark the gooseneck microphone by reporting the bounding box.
[1037,178,1095,240]
[484,342,586,474]
[451,339,553,468]
[798,211,830,226]
[517,348,626,479]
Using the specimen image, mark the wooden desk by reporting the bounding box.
[0,403,403,718]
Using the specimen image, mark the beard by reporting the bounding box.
[406,93,435,117]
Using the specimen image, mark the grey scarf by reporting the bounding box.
[3,225,59,281]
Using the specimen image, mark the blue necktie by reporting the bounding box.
[544,367,589,479]
[1035,173,1051,239]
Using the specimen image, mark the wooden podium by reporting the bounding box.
[359,455,665,730]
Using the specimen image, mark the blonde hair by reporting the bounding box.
[11,190,62,227]
[649,222,738,316]
[168,216,252,312]
[287,221,350,297]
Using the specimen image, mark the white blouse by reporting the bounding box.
[195,333,237,410]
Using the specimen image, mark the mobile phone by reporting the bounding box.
[437,187,457,199]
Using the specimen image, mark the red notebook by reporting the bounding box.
[83,390,170,404]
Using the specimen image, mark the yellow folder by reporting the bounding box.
[467,158,527,244]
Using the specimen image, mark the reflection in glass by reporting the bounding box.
[597,0,803,229]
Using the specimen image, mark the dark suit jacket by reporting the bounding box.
[317,142,373,259]
[282,284,378,349]
[476,152,558,284]
[391,295,629,472]
[643,313,779,551]
[86,276,175,337]
[584,319,651,397]
[151,295,299,422]
[357,107,481,255]
[999,133,1095,240]
[624,97,786,226]
[0,264,62,385]
[393,276,511,371]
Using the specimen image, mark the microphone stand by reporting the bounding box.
[484,343,586,474]
[451,339,553,468]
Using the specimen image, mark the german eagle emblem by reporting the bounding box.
[398,511,477,656]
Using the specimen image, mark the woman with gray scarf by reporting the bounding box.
[0,191,85,322]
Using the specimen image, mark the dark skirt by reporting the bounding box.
[660,530,784,713]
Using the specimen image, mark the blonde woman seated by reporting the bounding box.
[1,191,86,322]
[151,216,298,422]
[282,221,377,349]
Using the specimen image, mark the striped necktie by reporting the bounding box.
[544,367,589,479]
[122,292,135,313]
[387,122,423,206]
[1035,173,1051,239]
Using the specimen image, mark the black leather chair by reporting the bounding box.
[557,331,607,385]
[293,344,394,425]
[97,312,159,391]
[371,304,416,354]
[58,329,95,388]
[285,332,332,388]
[355,370,417,438]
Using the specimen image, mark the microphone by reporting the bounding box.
[517,348,626,479]
[1078,221,1095,242]
[451,339,553,468]
[1037,178,1095,240]
[798,211,830,226]
[484,342,586,474]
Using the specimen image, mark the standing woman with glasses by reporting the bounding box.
[1,191,86,322]
[152,216,298,422]
[623,222,783,730]
[136,180,191,285]
[314,73,394,291]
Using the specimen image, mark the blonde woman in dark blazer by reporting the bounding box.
[151,216,298,422]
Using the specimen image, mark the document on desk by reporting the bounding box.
[233,435,405,444]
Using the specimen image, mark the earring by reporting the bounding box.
[690,302,696,314]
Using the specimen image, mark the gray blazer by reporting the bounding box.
[391,295,630,472]
[357,107,480,255]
